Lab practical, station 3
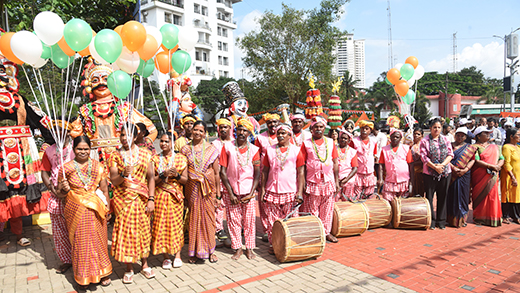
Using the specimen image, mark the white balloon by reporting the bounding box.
[144,25,162,50]
[111,63,120,71]
[11,31,43,65]
[394,63,403,71]
[414,65,425,80]
[116,47,140,74]
[177,26,198,52]
[89,36,110,65]
[407,76,416,88]
[32,57,48,69]
[33,11,64,46]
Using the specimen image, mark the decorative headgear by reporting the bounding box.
[290,113,306,121]
[338,127,353,139]
[0,57,20,93]
[81,57,113,101]
[236,117,255,136]
[216,118,232,128]
[222,81,246,105]
[180,116,197,128]
[311,116,327,127]
[386,115,401,129]
[263,113,280,122]
[389,128,403,137]
[274,123,293,136]
[305,71,323,119]
[328,77,344,129]
[358,120,374,130]
[48,119,72,131]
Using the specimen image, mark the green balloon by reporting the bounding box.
[400,64,415,81]
[41,43,51,59]
[107,70,132,98]
[137,58,155,78]
[50,44,73,69]
[95,29,123,64]
[63,18,93,52]
[385,77,392,85]
[160,24,179,50]
[171,50,192,74]
[402,89,416,105]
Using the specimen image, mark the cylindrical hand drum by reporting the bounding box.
[271,215,326,263]
[391,197,431,229]
[331,201,369,237]
[363,196,392,229]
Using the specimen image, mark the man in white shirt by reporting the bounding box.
[487,117,502,145]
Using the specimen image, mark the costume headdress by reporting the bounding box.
[358,120,374,130]
[327,77,344,129]
[216,118,232,128]
[274,123,293,136]
[0,57,20,93]
[290,113,306,121]
[222,81,246,105]
[263,113,280,122]
[180,115,197,128]
[81,57,113,101]
[305,71,323,119]
[310,116,327,127]
[236,117,255,136]
[386,115,401,129]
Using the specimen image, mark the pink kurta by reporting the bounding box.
[338,146,358,201]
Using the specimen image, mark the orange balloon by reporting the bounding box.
[386,68,401,85]
[172,44,179,53]
[78,30,96,57]
[160,43,168,52]
[121,20,146,52]
[0,33,23,64]
[58,36,76,56]
[114,25,123,35]
[395,80,409,97]
[137,34,158,61]
[154,51,171,74]
[405,56,419,69]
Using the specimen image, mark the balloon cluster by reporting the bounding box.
[0,11,198,98]
[385,56,425,105]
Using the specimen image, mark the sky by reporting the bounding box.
[231,0,520,88]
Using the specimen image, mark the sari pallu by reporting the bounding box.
[110,148,153,263]
[151,154,187,255]
[471,144,502,227]
[60,161,112,286]
[447,143,476,227]
[180,142,219,259]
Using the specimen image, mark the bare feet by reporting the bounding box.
[231,248,243,260]
[268,246,275,255]
[245,249,256,260]
[326,234,338,243]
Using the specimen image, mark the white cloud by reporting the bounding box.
[333,3,349,30]
[234,10,263,79]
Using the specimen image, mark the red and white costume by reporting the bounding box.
[220,142,260,250]
[255,131,279,232]
[337,146,358,201]
[351,136,378,198]
[290,130,311,147]
[212,137,233,233]
[379,144,413,201]
[262,144,305,243]
[300,137,338,235]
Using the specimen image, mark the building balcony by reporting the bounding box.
[194,21,212,32]
[156,0,184,8]
[216,15,237,29]
[142,0,185,13]
[196,40,213,49]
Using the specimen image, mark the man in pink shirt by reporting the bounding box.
[220,119,261,260]
[290,113,310,147]
[298,116,341,243]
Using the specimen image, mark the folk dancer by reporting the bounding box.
[220,118,260,260]
[337,128,358,201]
[174,114,198,153]
[290,113,311,147]
[350,120,378,198]
[299,116,341,243]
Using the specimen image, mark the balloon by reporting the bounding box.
[114,25,123,35]
[57,36,76,56]
[407,76,416,88]
[405,56,419,69]
[95,29,123,63]
[395,80,409,97]
[137,34,158,61]
[386,68,401,85]
[111,62,121,71]
[414,65,425,80]
[385,77,392,85]
[177,26,198,51]
[107,70,132,98]
[137,58,155,78]
[121,21,147,52]
[78,30,96,57]
[160,24,179,50]
[171,50,192,74]
[51,44,74,69]
[400,64,415,81]
[33,57,48,69]
[394,63,403,71]
[11,31,43,65]
[41,43,51,59]
[63,18,92,52]
[154,51,170,74]
[116,47,140,74]
[0,33,23,64]
[402,89,416,105]
[89,36,109,65]
[144,25,162,50]
[33,11,64,45]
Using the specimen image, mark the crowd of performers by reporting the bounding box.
[0,56,518,290]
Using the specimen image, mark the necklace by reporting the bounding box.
[159,152,174,173]
[191,140,206,171]
[312,137,329,163]
[122,146,139,166]
[294,131,304,146]
[268,133,277,146]
[338,146,349,161]
[390,145,400,159]
[276,145,290,170]
[235,141,250,167]
[73,159,92,190]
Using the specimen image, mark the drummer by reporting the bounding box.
[337,127,358,201]
[377,129,414,201]
[259,123,304,254]
[219,118,261,260]
[298,116,341,243]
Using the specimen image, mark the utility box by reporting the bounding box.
[504,76,512,92]
[507,34,518,60]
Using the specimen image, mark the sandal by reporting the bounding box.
[77,284,89,290]
[100,277,111,287]
[141,267,155,279]
[56,263,72,274]
[162,259,172,270]
[268,246,275,255]
[17,237,31,247]
[173,258,183,268]
[209,254,218,263]
[123,271,134,284]
[188,256,198,264]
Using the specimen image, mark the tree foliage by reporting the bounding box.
[192,77,236,123]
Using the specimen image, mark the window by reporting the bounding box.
[218,56,222,65]
[201,6,208,16]
[194,4,200,14]
[217,27,222,36]
[196,66,203,74]
[219,70,224,77]
[165,12,172,23]
[173,15,182,26]
[223,57,228,66]
[202,52,208,62]
[142,12,147,23]
[224,71,229,77]
[198,32,204,42]
[453,104,457,112]
[222,28,228,37]
[218,41,222,50]
[195,51,201,61]
[223,43,228,52]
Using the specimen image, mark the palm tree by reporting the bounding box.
[477,86,507,104]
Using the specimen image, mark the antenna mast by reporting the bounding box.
[387,0,393,69]
[452,32,457,72]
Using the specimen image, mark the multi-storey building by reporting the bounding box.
[332,33,365,88]
[140,0,241,88]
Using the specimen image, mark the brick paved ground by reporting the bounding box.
[1,207,520,293]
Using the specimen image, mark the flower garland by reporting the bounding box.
[312,137,329,163]
[275,145,290,170]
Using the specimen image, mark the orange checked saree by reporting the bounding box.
[60,160,111,286]
[110,147,153,263]
[151,153,187,255]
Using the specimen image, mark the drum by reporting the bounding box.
[391,197,431,229]
[271,215,326,263]
[363,196,392,229]
[331,201,369,237]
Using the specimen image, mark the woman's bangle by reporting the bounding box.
[120,172,127,179]
[216,196,222,200]
[148,197,154,202]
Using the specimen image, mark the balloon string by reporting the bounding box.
[148,77,166,134]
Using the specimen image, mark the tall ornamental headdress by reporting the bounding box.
[305,71,323,119]
[80,57,114,101]
[327,76,344,129]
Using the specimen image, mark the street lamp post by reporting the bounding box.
[507,28,520,112]
[493,34,507,112]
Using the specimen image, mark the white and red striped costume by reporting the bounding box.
[300,137,338,235]
[337,146,358,202]
[350,136,378,198]
[255,131,279,232]
[212,137,234,233]
[42,144,74,264]
[379,144,413,201]
[290,130,311,147]
[220,142,260,250]
[262,144,304,243]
